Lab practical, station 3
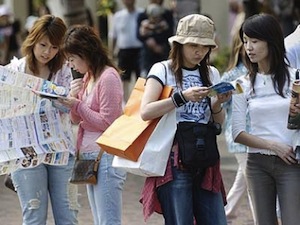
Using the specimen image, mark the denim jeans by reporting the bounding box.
[11,154,79,225]
[246,153,300,225]
[157,164,227,225]
[82,151,127,225]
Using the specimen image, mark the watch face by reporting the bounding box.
[71,69,84,79]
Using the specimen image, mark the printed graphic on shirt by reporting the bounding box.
[177,72,210,123]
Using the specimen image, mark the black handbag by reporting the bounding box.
[176,97,222,169]
[176,121,221,169]
[69,150,104,185]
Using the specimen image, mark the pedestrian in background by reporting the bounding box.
[137,0,174,77]
[221,30,255,224]
[228,0,245,42]
[232,13,300,225]
[111,0,143,102]
[24,3,51,35]
[9,15,78,225]
[60,25,127,225]
[170,0,201,30]
[285,21,300,69]
[0,4,21,65]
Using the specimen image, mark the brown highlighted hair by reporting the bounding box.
[21,15,67,75]
[63,25,120,79]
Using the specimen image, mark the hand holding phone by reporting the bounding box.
[71,68,84,79]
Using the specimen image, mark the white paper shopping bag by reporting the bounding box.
[112,109,176,177]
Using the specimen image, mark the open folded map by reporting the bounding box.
[0,66,74,175]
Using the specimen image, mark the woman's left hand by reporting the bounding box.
[216,91,232,104]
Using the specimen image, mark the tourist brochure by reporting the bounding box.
[32,90,67,100]
[208,81,243,97]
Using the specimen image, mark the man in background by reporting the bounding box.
[111,0,143,102]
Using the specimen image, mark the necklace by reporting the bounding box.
[263,76,267,85]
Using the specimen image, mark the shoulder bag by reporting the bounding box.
[69,149,104,185]
[176,98,222,169]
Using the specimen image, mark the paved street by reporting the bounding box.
[0,134,254,225]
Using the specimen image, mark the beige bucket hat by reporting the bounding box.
[168,14,217,48]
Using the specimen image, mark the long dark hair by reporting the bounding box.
[239,13,290,97]
[169,42,212,87]
[63,25,120,79]
[22,15,66,75]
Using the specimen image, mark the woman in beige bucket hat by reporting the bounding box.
[140,14,231,225]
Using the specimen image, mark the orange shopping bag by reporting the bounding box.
[96,77,172,161]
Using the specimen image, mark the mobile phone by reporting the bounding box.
[71,68,84,79]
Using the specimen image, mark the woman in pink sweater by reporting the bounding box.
[60,25,127,225]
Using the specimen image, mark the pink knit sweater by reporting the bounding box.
[70,67,123,152]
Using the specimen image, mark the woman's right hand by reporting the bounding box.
[182,86,210,102]
[69,78,83,97]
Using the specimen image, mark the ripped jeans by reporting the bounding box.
[11,154,79,225]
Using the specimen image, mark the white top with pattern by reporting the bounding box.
[148,60,220,124]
